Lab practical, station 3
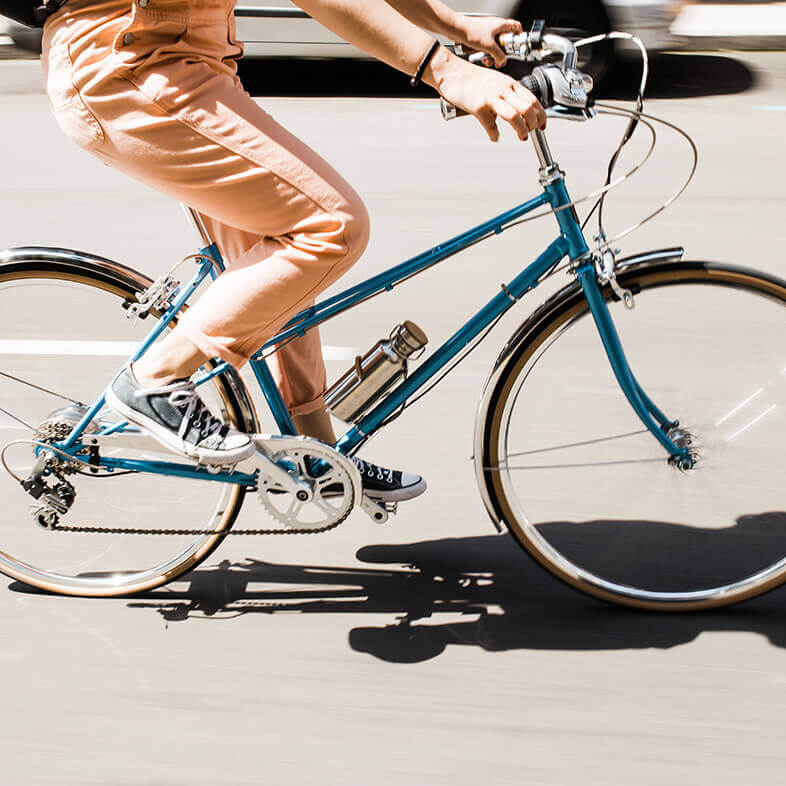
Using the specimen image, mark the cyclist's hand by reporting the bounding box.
[457,15,522,68]
[431,53,547,143]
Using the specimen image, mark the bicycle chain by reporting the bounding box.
[48,518,346,536]
[48,486,356,536]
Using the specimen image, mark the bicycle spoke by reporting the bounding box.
[0,405,33,431]
[0,369,80,405]
[505,429,648,459]
[490,457,664,471]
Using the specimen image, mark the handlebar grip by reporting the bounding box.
[520,74,541,100]
[440,67,553,121]
[520,70,553,108]
[441,100,468,120]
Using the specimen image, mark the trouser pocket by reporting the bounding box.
[43,44,105,151]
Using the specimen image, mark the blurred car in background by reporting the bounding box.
[5,0,686,79]
[235,1,685,78]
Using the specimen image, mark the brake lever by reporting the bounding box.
[546,105,596,122]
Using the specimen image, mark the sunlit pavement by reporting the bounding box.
[0,51,785,785]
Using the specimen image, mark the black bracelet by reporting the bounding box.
[410,39,441,87]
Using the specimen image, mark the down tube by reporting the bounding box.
[336,237,569,455]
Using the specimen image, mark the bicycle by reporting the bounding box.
[1,28,784,610]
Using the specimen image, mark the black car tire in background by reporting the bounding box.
[512,0,614,85]
[5,22,42,53]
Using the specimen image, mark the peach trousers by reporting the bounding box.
[41,0,370,415]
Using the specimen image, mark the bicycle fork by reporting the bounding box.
[532,128,695,471]
[575,261,695,470]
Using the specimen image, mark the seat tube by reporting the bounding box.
[249,356,297,436]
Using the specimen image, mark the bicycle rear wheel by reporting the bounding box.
[0,248,255,596]
[478,260,786,610]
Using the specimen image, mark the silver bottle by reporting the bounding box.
[325,321,428,424]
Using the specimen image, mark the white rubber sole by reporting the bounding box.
[105,387,256,466]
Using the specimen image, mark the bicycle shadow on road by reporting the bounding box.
[238,52,755,101]
[124,518,786,663]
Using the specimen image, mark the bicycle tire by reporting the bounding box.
[477,259,786,610]
[0,247,257,597]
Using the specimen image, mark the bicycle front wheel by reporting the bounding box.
[0,248,255,596]
[478,260,786,610]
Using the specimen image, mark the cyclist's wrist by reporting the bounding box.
[422,45,459,92]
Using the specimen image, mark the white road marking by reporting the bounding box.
[0,421,28,431]
[726,404,777,441]
[0,339,140,356]
[0,339,357,360]
[714,387,764,426]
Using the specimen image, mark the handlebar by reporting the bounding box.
[440,26,595,123]
[498,29,578,71]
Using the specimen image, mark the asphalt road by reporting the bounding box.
[0,51,785,784]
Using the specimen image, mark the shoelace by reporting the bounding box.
[135,379,225,444]
[352,456,394,485]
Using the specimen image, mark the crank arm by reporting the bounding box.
[360,494,390,524]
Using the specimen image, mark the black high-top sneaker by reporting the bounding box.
[349,456,426,502]
[106,366,255,465]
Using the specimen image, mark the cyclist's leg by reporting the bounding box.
[44,0,369,380]
[195,213,331,430]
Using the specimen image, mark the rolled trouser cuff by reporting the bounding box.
[287,393,327,417]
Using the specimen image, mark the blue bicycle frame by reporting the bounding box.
[56,129,693,486]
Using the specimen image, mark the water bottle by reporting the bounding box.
[325,321,428,424]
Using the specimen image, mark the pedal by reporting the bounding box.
[360,495,396,524]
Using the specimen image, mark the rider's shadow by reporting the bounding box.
[127,515,786,663]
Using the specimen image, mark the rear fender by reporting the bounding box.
[0,246,259,433]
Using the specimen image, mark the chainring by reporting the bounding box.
[255,436,360,531]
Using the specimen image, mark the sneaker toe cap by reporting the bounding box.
[401,472,426,492]
[224,431,253,449]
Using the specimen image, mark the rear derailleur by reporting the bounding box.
[22,450,77,529]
